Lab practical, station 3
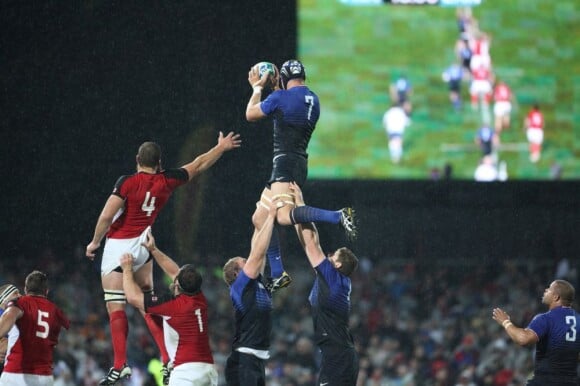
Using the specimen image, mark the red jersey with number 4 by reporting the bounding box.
[527,110,544,130]
[108,169,189,239]
[3,295,70,375]
[145,292,214,366]
[494,83,511,102]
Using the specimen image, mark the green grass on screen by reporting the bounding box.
[299,0,579,180]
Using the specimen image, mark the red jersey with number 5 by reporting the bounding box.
[3,295,70,375]
[108,169,189,239]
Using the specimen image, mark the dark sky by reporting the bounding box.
[0,1,296,257]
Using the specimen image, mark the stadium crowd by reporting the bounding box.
[1,244,574,386]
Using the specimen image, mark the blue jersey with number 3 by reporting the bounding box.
[527,306,580,377]
[260,86,320,157]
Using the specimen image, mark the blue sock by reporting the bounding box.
[267,227,284,278]
[290,206,341,225]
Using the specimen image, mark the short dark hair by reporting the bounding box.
[137,142,161,168]
[336,247,358,277]
[25,270,48,295]
[554,279,575,306]
[223,257,243,286]
[176,264,202,295]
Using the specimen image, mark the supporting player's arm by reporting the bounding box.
[86,194,125,259]
[243,198,280,279]
[120,254,145,311]
[0,306,22,338]
[492,307,538,346]
[141,230,179,280]
[289,182,325,268]
[181,131,241,180]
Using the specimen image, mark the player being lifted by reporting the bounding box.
[246,59,356,292]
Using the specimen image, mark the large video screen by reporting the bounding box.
[299,0,578,180]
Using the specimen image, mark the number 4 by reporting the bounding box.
[142,192,157,217]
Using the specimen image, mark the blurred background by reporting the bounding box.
[0,0,579,385]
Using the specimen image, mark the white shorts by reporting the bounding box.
[101,226,151,276]
[527,128,544,144]
[493,101,512,117]
[169,362,218,386]
[470,80,492,96]
[0,372,53,386]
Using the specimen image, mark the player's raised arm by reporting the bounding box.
[181,131,241,180]
[141,229,179,280]
[246,62,276,121]
[243,198,281,279]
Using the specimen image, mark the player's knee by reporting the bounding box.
[104,289,126,304]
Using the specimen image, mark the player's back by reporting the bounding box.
[263,87,320,157]
[530,306,580,377]
[147,293,214,366]
[108,169,188,238]
[3,295,69,375]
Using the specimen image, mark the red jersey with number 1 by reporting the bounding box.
[145,292,214,366]
[3,295,70,376]
[108,169,189,239]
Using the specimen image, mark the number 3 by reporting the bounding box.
[566,315,577,341]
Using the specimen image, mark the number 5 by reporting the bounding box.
[36,310,50,339]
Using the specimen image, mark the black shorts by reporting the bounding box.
[267,153,308,187]
[449,80,461,92]
[318,346,359,386]
[225,350,266,386]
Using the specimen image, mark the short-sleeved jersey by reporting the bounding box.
[3,295,69,376]
[108,168,189,239]
[308,259,354,348]
[526,110,544,130]
[493,83,511,102]
[145,292,213,367]
[527,306,580,378]
[229,271,272,351]
[260,86,320,158]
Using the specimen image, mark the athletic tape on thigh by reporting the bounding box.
[271,193,295,206]
[104,289,126,303]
